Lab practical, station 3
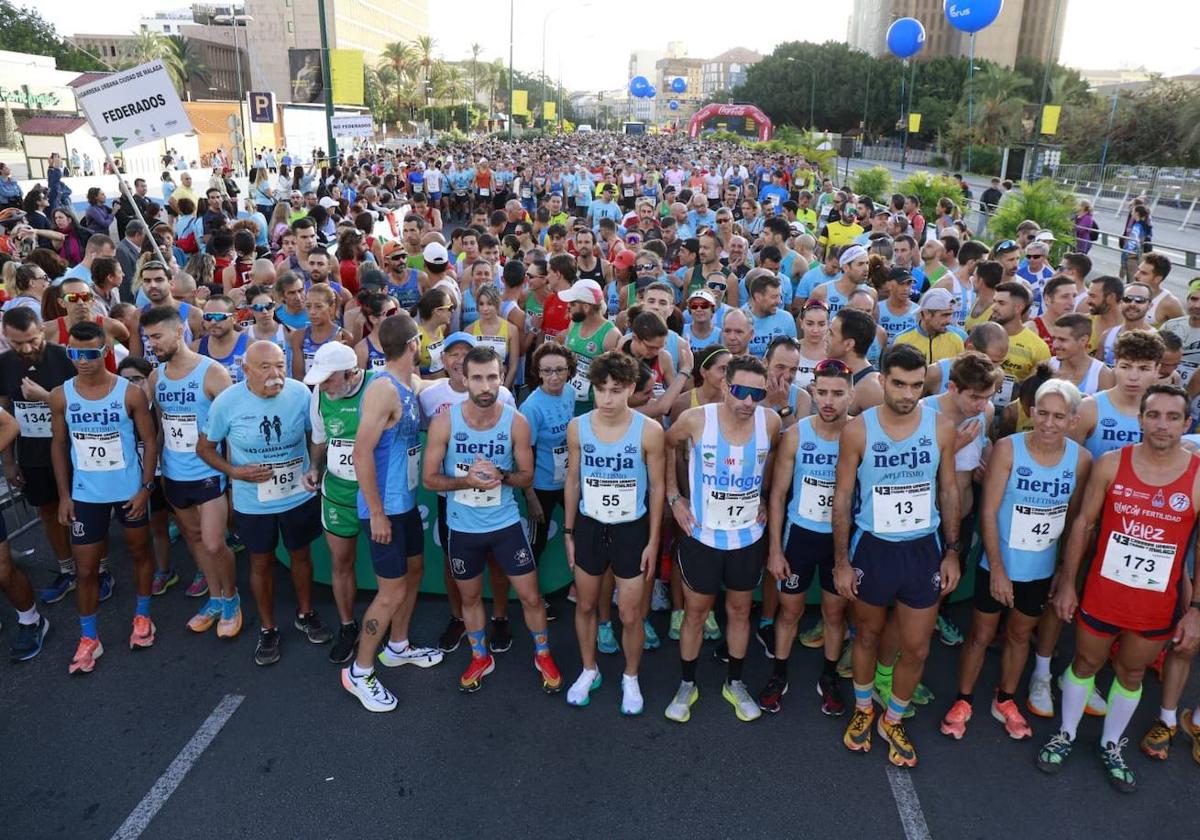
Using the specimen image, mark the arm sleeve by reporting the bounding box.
[309,388,326,444]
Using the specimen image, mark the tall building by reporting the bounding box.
[701,48,763,96]
[241,0,429,102]
[848,0,1068,68]
[655,54,703,124]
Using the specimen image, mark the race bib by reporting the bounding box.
[622,186,634,198]
[583,476,637,524]
[14,399,51,438]
[704,487,759,531]
[552,444,568,486]
[570,356,591,401]
[162,412,198,453]
[994,375,1017,407]
[303,352,316,374]
[426,339,444,374]
[327,439,356,482]
[258,458,304,503]
[1008,503,1067,551]
[453,462,500,507]
[478,334,507,359]
[797,476,835,524]
[871,482,932,534]
[407,444,421,491]
[71,431,125,472]
[412,183,424,193]
[454,189,467,198]
[478,187,490,197]
[1100,532,1176,592]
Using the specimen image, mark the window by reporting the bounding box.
[287,21,294,32]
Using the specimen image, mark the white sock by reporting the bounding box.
[1060,666,1092,740]
[17,606,40,626]
[388,639,409,652]
[1033,655,1052,679]
[1161,706,1178,727]
[350,660,373,678]
[58,557,76,575]
[1101,682,1142,746]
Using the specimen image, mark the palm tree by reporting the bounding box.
[469,42,483,105]
[967,64,1031,146]
[379,41,417,126]
[413,35,437,113]
[166,35,209,98]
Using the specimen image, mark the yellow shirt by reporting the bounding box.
[996,326,1051,404]
[468,318,510,363]
[893,327,964,363]
[965,302,994,331]
[795,208,818,231]
[818,221,864,251]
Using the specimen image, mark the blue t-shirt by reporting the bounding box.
[746,307,798,358]
[522,387,577,491]
[795,267,839,302]
[203,379,314,514]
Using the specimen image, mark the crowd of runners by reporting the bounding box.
[1,133,1199,792]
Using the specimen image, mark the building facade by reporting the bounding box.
[848,0,1068,68]
[701,47,763,97]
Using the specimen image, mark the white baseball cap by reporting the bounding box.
[558,279,604,305]
[303,342,359,385]
[423,242,449,265]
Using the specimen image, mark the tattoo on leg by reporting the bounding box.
[365,618,379,635]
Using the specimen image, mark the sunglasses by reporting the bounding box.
[67,347,104,361]
[804,299,829,311]
[203,312,234,322]
[814,358,851,375]
[705,281,726,291]
[249,302,275,312]
[635,263,658,272]
[729,383,767,403]
[1122,295,1149,304]
[387,253,406,260]
[994,240,1018,254]
[688,301,713,310]
[435,304,454,312]
[63,292,93,303]
[381,308,400,318]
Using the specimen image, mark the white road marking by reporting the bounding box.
[887,766,933,840]
[110,694,245,840]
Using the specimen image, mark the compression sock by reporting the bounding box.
[727,655,744,683]
[1060,665,1095,740]
[1102,681,1143,746]
[853,682,873,711]
[681,656,698,684]
[773,657,789,679]
[80,614,98,640]
[467,629,487,659]
[1033,654,1052,679]
[758,616,774,629]
[135,595,152,618]
[530,630,549,654]
[823,657,839,679]
[996,690,1015,705]
[885,695,911,724]
[875,661,894,684]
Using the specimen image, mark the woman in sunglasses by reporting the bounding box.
[289,282,351,381]
[416,287,452,377]
[354,292,400,372]
[668,345,730,425]
[241,284,288,351]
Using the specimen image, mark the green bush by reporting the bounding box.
[929,154,950,168]
[851,166,892,202]
[897,172,967,220]
[965,146,1002,177]
[986,178,1075,260]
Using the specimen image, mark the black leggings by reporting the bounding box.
[528,488,565,562]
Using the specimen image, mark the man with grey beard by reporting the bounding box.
[198,340,333,667]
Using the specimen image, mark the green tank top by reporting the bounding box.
[318,370,373,506]
[564,319,616,412]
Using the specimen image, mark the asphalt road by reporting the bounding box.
[3,518,1200,840]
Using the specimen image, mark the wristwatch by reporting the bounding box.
[563,527,574,536]
[142,480,156,492]
[943,540,963,553]
[668,493,682,507]
[777,406,794,418]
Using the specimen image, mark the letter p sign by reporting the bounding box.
[248,91,274,124]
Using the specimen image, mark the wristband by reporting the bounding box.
[668,493,682,507]
[1191,600,1200,611]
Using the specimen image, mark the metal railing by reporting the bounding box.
[1053,163,1200,231]
[860,144,934,166]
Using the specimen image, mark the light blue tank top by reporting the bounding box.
[523,387,576,491]
[689,403,770,549]
[867,335,883,366]
[852,405,941,542]
[984,433,1079,581]
[356,372,421,517]
[155,355,221,482]
[301,326,336,375]
[787,417,839,533]
[665,330,681,370]
[443,402,518,532]
[578,411,647,523]
[820,280,850,316]
[199,331,249,384]
[877,301,919,342]
[684,323,720,356]
[1084,391,1142,460]
[139,302,193,367]
[460,286,478,329]
[63,376,142,502]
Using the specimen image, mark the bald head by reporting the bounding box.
[721,308,753,356]
[244,340,287,396]
[967,321,1010,364]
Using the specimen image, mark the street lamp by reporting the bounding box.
[785,57,816,131]
[214,13,254,173]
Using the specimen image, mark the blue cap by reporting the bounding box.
[443,331,477,351]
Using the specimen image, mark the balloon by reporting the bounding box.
[671,77,687,93]
[886,17,926,59]
[646,86,656,98]
[669,99,679,110]
[629,76,650,97]
[944,0,1004,34]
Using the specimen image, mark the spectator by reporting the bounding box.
[116,220,148,301]
[1073,199,1097,254]
[52,208,90,266]
[82,188,115,235]
[0,162,22,210]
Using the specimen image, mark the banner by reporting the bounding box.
[75,60,192,155]
[908,112,922,133]
[543,100,555,121]
[247,90,274,123]
[511,89,528,116]
[1041,104,1062,136]
[331,114,373,138]
[329,49,364,105]
[288,49,324,104]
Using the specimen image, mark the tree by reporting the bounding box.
[0,1,104,72]
[469,42,483,105]
[379,42,418,126]
[166,35,209,97]
[413,35,437,110]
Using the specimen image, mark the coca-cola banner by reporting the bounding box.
[688,103,773,142]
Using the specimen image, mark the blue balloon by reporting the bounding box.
[629,75,650,97]
[669,99,679,110]
[944,0,1003,34]
[646,86,656,98]
[886,17,926,59]
[670,76,686,93]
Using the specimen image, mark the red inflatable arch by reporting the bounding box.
[688,103,773,142]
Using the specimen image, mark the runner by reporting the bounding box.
[0,306,87,606]
[664,354,781,723]
[336,315,444,711]
[142,306,241,638]
[197,340,333,666]
[423,345,561,693]
[353,292,400,372]
[522,343,577,572]
[743,269,798,359]
[43,278,127,373]
[1036,385,1200,792]
[0,405,49,660]
[833,344,961,767]
[563,351,665,714]
[1048,313,1114,395]
[758,358,855,715]
[827,308,885,415]
[558,279,618,416]
[49,320,159,674]
[1095,281,1152,366]
[288,283,350,380]
[196,294,250,384]
[941,380,1089,741]
[808,244,873,316]
[132,261,203,366]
